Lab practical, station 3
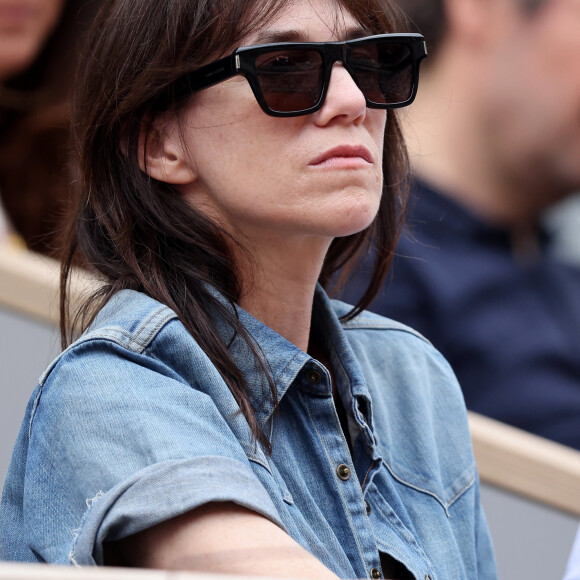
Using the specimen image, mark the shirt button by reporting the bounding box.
[364,500,372,515]
[336,464,351,481]
[370,568,382,579]
[306,369,322,384]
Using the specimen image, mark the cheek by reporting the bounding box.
[181,116,296,223]
[187,81,286,161]
[186,87,302,183]
[194,121,292,194]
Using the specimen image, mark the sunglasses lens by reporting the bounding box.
[255,49,324,113]
[350,41,414,106]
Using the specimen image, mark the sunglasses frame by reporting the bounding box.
[174,33,427,117]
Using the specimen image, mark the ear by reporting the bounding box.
[138,116,196,185]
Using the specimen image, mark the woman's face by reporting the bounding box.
[0,0,65,80]
[170,0,387,255]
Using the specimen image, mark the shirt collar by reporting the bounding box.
[209,284,373,432]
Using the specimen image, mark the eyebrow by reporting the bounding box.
[251,25,372,46]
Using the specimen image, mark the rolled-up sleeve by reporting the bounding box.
[23,336,282,565]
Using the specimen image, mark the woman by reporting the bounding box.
[0,0,497,578]
[0,0,66,247]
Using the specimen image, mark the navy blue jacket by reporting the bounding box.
[343,180,580,450]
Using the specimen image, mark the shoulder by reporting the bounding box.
[30,289,255,485]
[333,297,456,383]
[12,293,280,565]
[75,289,179,351]
[39,290,207,389]
[332,299,475,506]
[331,298,459,401]
[332,298,433,346]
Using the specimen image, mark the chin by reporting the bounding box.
[329,194,381,236]
[324,209,378,239]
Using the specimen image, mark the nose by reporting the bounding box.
[314,62,367,125]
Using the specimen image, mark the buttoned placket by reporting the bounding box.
[299,361,385,580]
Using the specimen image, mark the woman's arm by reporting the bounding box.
[106,502,339,579]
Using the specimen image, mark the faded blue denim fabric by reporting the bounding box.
[0,286,497,579]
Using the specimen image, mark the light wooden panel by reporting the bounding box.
[0,562,247,580]
[0,246,61,324]
[469,412,580,516]
[0,245,93,326]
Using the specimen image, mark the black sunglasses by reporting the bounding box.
[173,33,427,117]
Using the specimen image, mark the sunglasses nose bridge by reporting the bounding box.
[310,43,341,112]
[322,42,360,93]
[324,42,348,70]
[321,42,354,91]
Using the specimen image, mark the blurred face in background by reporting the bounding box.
[0,0,66,80]
[479,0,580,200]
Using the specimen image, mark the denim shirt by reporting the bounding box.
[0,286,497,579]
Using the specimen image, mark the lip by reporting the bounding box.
[309,145,374,167]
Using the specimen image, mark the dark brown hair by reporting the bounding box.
[62,0,410,450]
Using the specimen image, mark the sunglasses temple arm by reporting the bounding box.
[176,54,239,96]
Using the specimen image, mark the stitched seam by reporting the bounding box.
[28,386,44,440]
[360,460,375,491]
[127,307,177,352]
[383,459,449,516]
[343,322,429,341]
[446,472,477,509]
[39,309,178,386]
[381,459,474,517]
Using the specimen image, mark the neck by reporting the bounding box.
[236,235,330,352]
[404,50,548,231]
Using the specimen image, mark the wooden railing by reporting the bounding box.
[0,244,97,326]
[2,244,580,518]
[0,562,228,579]
[469,412,580,516]
[0,245,62,325]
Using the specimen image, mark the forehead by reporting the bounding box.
[245,0,364,44]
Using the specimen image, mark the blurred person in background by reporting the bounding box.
[0,0,100,254]
[0,1,64,79]
[342,0,580,449]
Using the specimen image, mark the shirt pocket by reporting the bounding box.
[367,462,480,580]
[380,454,476,514]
